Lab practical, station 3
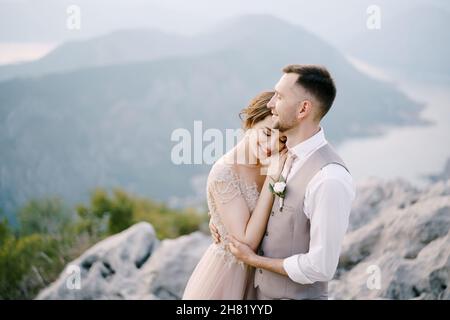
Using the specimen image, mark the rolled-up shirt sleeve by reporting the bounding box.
[283,168,355,284]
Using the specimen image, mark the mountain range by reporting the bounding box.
[0,15,424,223]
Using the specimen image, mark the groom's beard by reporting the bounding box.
[273,119,294,133]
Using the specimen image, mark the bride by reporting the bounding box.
[182,91,287,300]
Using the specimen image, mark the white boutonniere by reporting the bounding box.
[269,176,287,211]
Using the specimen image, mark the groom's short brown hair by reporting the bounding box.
[283,64,336,120]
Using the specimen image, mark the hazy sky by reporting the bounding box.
[2,0,448,40]
[0,0,448,63]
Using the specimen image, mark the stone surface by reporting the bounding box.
[37,177,450,300]
[330,179,450,300]
[36,222,211,300]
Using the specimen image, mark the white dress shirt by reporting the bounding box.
[281,127,356,284]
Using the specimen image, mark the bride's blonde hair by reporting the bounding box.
[239,91,275,130]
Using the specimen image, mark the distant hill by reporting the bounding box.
[0,15,424,222]
[0,29,194,82]
[0,15,326,82]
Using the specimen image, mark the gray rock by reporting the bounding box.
[349,178,419,231]
[331,179,450,300]
[35,222,211,300]
[36,222,159,299]
[137,232,211,300]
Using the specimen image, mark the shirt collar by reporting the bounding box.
[288,126,327,160]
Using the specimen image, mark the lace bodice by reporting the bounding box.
[207,158,260,267]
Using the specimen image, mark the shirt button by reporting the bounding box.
[271,211,274,216]
[265,231,269,236]
[259,269,263,274]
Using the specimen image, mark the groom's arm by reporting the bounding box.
[248,255,288,276]
[283,169,355,283]
[229,166,355,282]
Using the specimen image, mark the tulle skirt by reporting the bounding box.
[182,243,256,300]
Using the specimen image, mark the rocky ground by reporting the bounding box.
[36,162,450,300]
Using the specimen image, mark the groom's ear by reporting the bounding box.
[297,100,312,120]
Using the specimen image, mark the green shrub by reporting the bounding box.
[0,188,208,299]
[18,197,73,237]
[77,187,208,239]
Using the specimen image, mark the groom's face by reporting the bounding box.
[267,73,307,133]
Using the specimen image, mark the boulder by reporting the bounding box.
[331,179,450,299]
[36,222,211,300]
[36,222,159,299]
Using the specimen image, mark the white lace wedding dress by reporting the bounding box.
[182,157,259,300]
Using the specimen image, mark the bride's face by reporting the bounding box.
[248,115,286,163]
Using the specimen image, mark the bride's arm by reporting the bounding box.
[214,153,286,252]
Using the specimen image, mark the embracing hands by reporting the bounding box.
[209,219,257,264]
[265,148,288,181]
[226,235,256,264]
[209,219,221,244]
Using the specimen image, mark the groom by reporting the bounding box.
[214,64,355,300]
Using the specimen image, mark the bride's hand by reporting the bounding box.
[267,148,288,181]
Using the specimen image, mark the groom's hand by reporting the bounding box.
[228,235,288,276]
[227,235,256,265]
[209,219,221,244]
